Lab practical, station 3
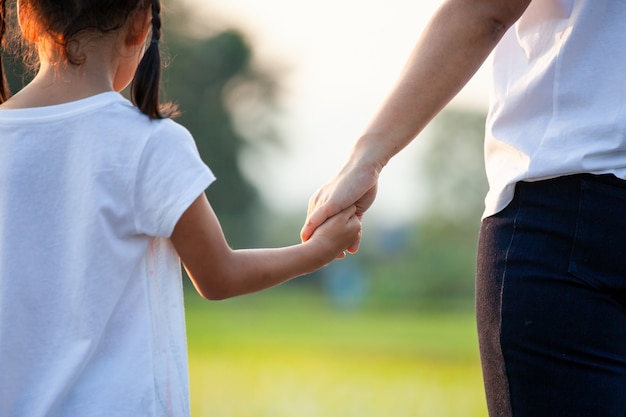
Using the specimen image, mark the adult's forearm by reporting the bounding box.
[354,0,530,169]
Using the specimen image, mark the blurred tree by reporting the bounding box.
[420,109,488,227]
[399,109,487,306]
[162,5,282,248]
[2,53,33,93]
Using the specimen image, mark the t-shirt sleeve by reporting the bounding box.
[133,120,216,237]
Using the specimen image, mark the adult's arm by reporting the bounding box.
[301,0,531,250]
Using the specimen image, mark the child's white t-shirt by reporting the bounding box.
[483,0,626,217]
[0,92,215,416]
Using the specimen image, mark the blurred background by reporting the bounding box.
[3,0,492,415]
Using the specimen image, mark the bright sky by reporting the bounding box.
[187,0,492,224]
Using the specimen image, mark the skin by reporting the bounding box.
[300,0,532,253]
[2,5,362,300]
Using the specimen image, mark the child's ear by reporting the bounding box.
[125,6,152,47]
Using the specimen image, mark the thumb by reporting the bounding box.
[300,206,334,242]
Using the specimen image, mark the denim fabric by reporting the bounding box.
[476,174,626,417]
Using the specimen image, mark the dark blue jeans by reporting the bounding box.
[477,174,626,417]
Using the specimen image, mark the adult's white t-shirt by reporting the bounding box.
[484,0,626,218]
[0,92,215,416]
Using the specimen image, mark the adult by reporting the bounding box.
[301,1,626,416]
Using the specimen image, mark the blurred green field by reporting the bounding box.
[185,289,487,417]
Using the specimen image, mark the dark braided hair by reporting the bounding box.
[0,0,10,102]
[0,0,176,118]
[131,0,177,119]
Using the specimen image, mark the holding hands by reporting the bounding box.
[301,143,383,255]
[306,205,363,261]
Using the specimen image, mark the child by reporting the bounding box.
[0,1,361,416]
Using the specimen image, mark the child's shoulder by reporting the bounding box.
[146,115,195,144]
[106,94,193,140]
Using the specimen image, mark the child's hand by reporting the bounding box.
[308,205,362,260]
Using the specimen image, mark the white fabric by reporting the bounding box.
[0,92,215,416]
[483,0,626,218]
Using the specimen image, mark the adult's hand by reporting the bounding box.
[301,154,380,254]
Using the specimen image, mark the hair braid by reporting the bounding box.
[0,0,10,103]
[131,0,176,119]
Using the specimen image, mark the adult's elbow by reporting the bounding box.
[483,0,532,40]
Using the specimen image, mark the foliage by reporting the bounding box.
[2,52,32,93]
[420,109,488,224]
[162,6,282,248]
[359,221,480,309]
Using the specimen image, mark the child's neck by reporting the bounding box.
[3,68,113,110]
[1,38,123,110]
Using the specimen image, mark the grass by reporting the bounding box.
[185,289,487,417]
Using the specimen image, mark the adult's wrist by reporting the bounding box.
[350,132,390,176]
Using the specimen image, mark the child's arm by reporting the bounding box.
[170,193,361,300]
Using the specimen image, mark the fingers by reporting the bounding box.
[302,184,377,244]
[346,233,362,254]
[301,199,341,242]
[301,190,324,242]
[338,233,361,259]
[338,204,358,219]
[301,180,347,242]
[338,206,361,257]
[300,208,325,243]
[345,214,362,255]
[303,204,362,260]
